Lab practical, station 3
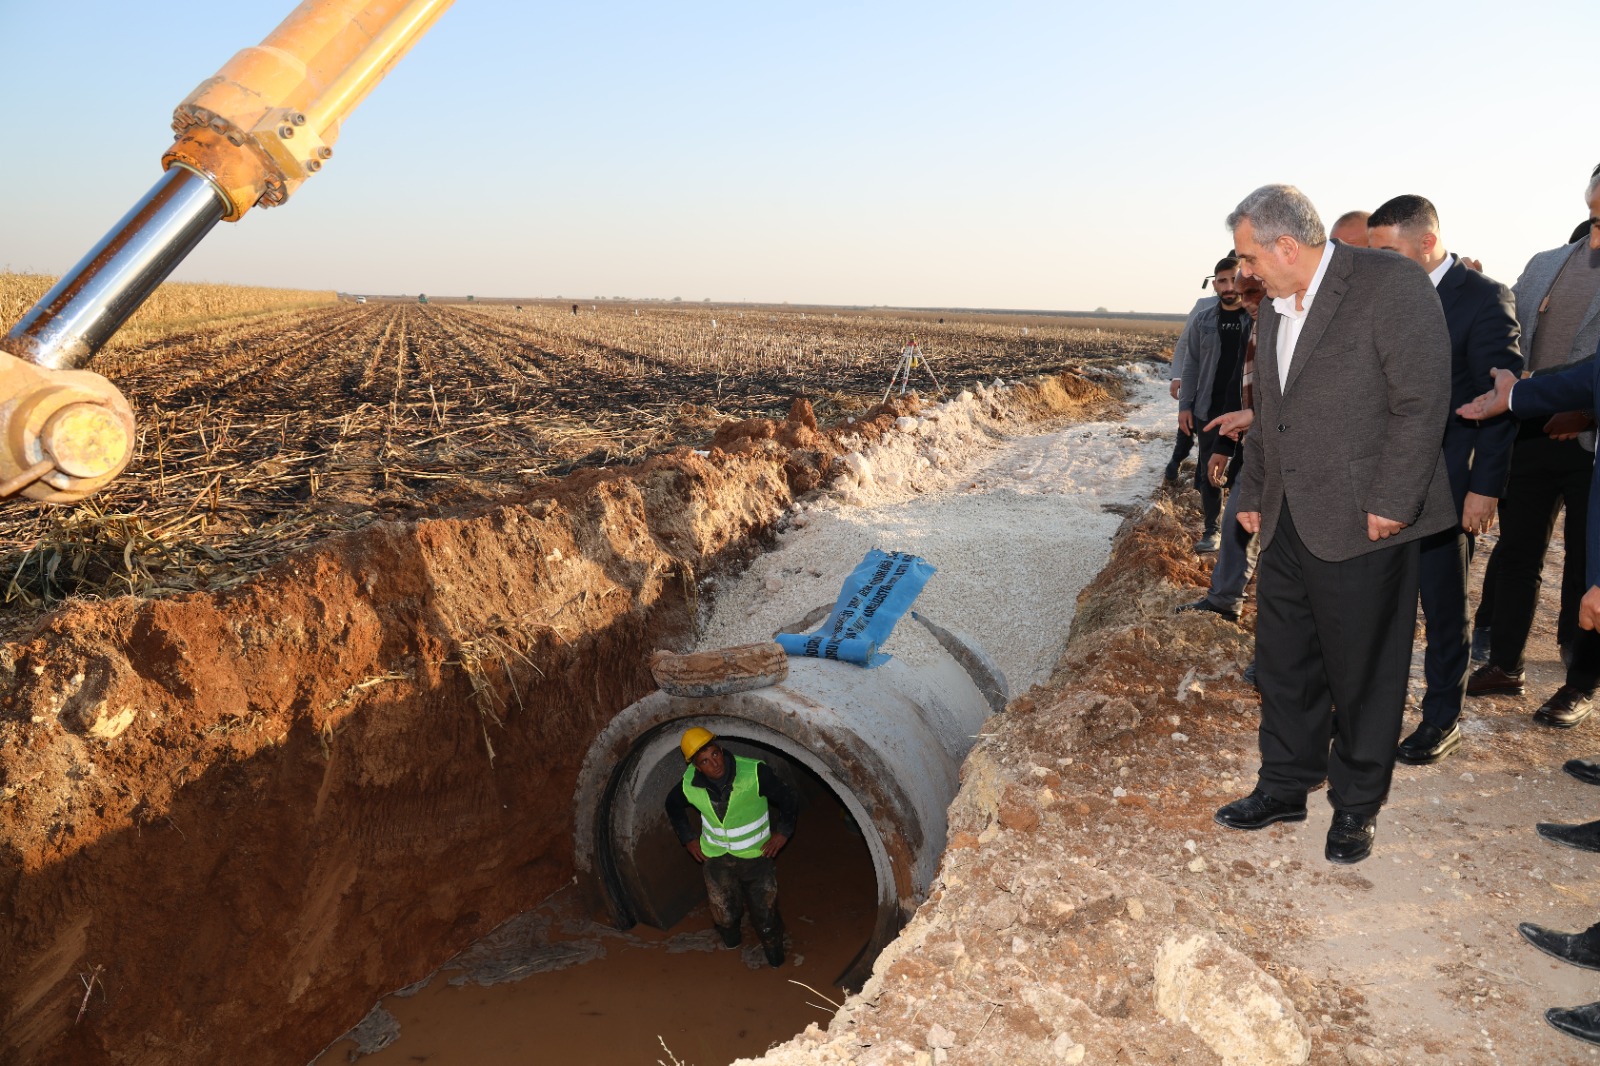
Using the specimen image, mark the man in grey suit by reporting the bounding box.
[1213,184,1455,864]
[1467,165,1600,727]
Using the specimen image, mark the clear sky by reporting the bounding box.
[0,1,1586,314]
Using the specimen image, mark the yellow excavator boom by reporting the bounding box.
[0,0,453,502]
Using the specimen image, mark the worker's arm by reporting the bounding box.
[665,784,701,848]
[757,762,798,856]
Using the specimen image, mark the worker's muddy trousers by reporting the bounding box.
[702,855,783,950]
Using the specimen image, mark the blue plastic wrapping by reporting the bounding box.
[775,549,936,667]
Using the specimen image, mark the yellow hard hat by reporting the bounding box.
[680,727,716,762]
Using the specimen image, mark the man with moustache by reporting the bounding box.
[1196,212,1369,680]
[1175,257,1249,553]
[1213,185,1454,864]
[1366,195,1522,763]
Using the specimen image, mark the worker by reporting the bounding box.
[664,727,798,967]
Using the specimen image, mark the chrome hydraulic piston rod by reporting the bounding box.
[4,168,226,372]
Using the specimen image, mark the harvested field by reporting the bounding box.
[0,297,1172,639]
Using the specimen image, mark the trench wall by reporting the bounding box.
[0,374,1118,1066]
[0,417,824,1066]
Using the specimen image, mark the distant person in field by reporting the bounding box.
[1467,164,1600,729]
[1174,256,1249,552]
[1213,184,1454,866]
[1363,195,1522,765]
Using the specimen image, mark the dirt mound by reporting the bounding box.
[0,370,1117,1065]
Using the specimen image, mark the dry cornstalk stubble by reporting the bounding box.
[0,293,1176,639]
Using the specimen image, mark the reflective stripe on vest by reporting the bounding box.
[681,754,772,859]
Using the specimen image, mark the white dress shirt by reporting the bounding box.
[1272,242,1336,391]
[1427,252,1455,289]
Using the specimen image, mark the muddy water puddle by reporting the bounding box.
[322,780,874,1065]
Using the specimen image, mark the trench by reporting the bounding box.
[319,612,1002,1064]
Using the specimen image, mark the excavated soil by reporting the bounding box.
[742,491,1600,1066]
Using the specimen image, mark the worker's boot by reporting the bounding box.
[715,923,742,949]
[761,938,785,968]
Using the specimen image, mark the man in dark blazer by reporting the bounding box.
[1460,344,1600,1051]
[1213,184,1455,865]
[1366,196,1523,764]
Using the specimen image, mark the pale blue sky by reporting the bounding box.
[0,1,1584,313]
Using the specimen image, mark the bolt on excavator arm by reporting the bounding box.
[0,0,453,503]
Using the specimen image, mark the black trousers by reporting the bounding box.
[1255,502,1420,818]
[1166,426,1194,475]
[1418,523,1473,730]
[703,855,783,949]
[1194,427,1224,533]
[1488,434,1600,689]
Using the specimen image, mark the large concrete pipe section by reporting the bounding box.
[573,618,1002,989]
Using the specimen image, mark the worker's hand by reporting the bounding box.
[1461,256,1483,272]
[1367,513,1407,541]
[1207,453,1229,487]
[1456,367,1517,421]
[1238,511,1261,534]
[1461,491,1497,535]
[1169,379,1181,400]
[761,833,789,858]
[687,841,706,864]
[1582,586,1600,632]
[1178,410,1194,435]
[1204,409,1254,440]
[1545,411,1595,441]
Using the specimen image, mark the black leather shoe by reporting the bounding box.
[1469,626,1491,664]
[1396,722,1462,765]
[1537,819,1600,853]
[763,941,785,967]
[1175,597,1239,623]
[1564,757,1600,786]
[1214,790,1307,831]
[1519,922,1600,971]
[715,923,742,948]
[1465,664,1525,697]
[1546,1001,1600,1047]
[1325,811,1376,864]
[1534,685,1596,728]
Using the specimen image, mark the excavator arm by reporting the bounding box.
[0,0,453,502]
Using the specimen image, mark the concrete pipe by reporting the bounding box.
[572,617,1003,989]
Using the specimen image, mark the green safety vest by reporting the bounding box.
[681,755,772,859]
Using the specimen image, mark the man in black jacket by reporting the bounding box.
[1366,195,1523,763]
